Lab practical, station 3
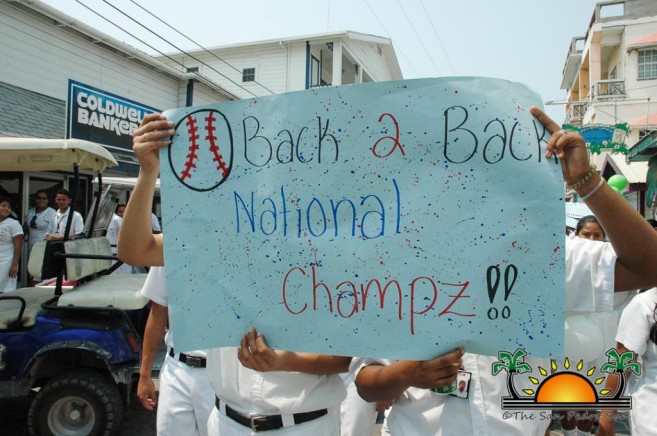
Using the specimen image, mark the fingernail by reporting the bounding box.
[167,121,174,127]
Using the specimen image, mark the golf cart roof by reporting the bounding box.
[0,138,118,173]
[98,176,160,191]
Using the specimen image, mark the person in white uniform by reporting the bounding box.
[151,213,161,234]
[596,287,657,436]
[340,360,390,436]
[106,204,132,275]
[119,113,354,436]
[23,190,56,257]
[0,197,24,292]
[354,107,657,436]
[46,189,84,239]
[139,266,214,436]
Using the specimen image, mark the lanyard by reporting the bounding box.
[56,212,69,233]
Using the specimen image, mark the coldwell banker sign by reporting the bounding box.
[66,80,159,150]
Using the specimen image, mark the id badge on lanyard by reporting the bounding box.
[430,370,472,399]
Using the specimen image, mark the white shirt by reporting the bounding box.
[151,213,161,233]
[143,266,346,415]
[206,347,346,416]
[106,214,132,275]
[355,236,618,436]
[24,207,56,251]
[48,208,84,237]
[0,217,24,292]
[106,214,121,251]
[615,287,657,435]
[141,267,206,358]
[565,237,616,314]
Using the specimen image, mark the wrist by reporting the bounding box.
[566,164,597,190]
[577,173,605,201]
[138,165,160,178]
[396,360,421,388]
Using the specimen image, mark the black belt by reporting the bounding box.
[168,348,206,368]
[215,397,328,432]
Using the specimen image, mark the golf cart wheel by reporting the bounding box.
[27,370,124,436]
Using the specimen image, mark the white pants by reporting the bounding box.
[207,404,341,436]
[157,353,214,436]
[340,371,378,436]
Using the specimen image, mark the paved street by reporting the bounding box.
[0,396,631,435]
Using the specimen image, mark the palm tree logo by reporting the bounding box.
[493,348,637,410]
[599,349,641,399]
[492,348,532,399]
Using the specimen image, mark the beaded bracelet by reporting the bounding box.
[566,164,597,190]
[580,177,605,202]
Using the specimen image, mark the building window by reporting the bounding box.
[310,56,320,87]
[638,49,657,79]
[242,68,256,82]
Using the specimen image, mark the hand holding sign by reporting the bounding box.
[532,106,590,186]
[132,113,174,173]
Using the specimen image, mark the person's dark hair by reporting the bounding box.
[647,218,657,229]
[55,189,72,199]
[34,189,49,198]
[576,215,605,237]
[115,203,126,213]
[0,196,14,210]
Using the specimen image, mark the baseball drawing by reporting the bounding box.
[168,109,233,191]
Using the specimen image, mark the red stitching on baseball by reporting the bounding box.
[181,115,200,181]
[205,112,229,178]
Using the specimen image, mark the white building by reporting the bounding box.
[560,0,657,216]
[158,31,402,99]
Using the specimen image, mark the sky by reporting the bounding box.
[37,0,602,122]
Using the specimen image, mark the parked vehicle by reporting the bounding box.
[0,138,151,436]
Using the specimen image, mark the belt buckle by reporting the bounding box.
[185,355,203,367]
[249,416,264,432]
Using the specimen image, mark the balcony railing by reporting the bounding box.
[565,102,588,126]
[591,79,625,100]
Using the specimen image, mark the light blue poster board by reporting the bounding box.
[160,77,565,360]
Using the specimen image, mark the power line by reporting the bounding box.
[362,0,420,78]
[128,0,276,95]
[2,10,178,99]
[97,0,263,97]
[420,0,456,75]
[72,0,241,95]
[394,0,442,76]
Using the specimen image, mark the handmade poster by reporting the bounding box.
[160,77,565,360]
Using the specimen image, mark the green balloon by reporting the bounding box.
[608,174,628,191]
[610,185,621,193]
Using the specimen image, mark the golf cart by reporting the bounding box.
[0,138,150,436]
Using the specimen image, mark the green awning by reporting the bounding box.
[628,133,657,162]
